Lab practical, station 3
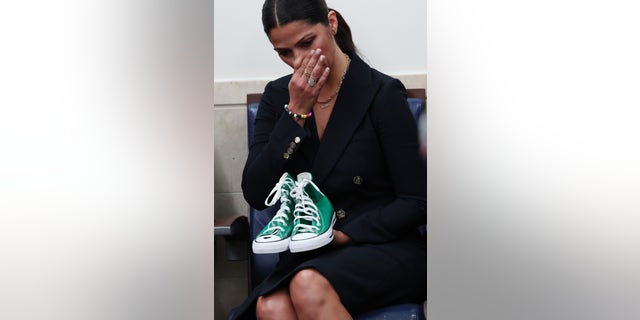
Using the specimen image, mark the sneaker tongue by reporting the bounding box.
[297,172,312,183]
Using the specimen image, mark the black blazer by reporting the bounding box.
[242,54,426,244]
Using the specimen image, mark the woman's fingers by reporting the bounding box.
[303,49,321,79]
[313,66,331,92]
[305,49,326,80]
[304,49,329,89]
[288,48,330,111]
[291,50,318,92]
[295,49,315,78]
[331,230,352,246]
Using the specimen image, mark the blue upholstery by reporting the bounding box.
[247,206,279,288]
[246,102,281,289]
[357,303,426,320]
[234,91,426,320]
[407,97,423,121]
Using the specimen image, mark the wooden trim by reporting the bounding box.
[247,93,262,105]
[406,88,425,100]
[406,88,426,111]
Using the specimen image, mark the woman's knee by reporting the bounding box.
[289,269,333,307]
[255,290,295,320]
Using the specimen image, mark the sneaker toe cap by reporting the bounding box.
[256,235,283,242]
[291,233,317,241]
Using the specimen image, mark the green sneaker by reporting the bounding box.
[288,172,336,253]
[252,172,296,254]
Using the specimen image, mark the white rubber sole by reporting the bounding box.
[252,237,290,254]
[289,214,336,253]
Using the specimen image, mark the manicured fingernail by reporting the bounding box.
[319,55,325,61]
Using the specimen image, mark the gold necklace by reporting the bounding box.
[317,54,351,109]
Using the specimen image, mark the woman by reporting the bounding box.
[235,0,427,319]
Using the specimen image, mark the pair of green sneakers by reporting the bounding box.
[252,172,336,254]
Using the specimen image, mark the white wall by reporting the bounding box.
[214,0,427,81]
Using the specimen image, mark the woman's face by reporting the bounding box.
[268,18,337,71]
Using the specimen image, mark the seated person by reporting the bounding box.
[233,1,427,319]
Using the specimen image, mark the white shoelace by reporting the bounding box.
[290,179,321,234]
[262,176,295,234]
[262,207,290,234]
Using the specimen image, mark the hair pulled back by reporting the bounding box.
[262,0,356,55]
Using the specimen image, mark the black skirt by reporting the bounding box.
[230,234,427,320]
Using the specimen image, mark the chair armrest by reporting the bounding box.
[214,215,249,237]
[214,216,249,261]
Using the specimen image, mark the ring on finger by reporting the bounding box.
[307,77,316,87]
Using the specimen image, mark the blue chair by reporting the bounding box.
[226,89,426,320]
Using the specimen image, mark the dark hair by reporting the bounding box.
[262,0,356,55]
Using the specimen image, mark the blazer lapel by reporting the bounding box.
[312,55,382,187]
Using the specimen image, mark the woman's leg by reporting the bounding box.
[289,269,352,320]
[255,288,298,320]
